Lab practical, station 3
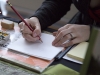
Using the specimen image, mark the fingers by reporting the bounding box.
[52,24,90,47]
[52,32,76,47]
[19,19,31,33]
[52,28,71,46]
[53,31,57,36]
[22,33,39,42]
[52,24,71,44]
[18,17,41,42]
[62,38,81,47]
[29,17,41,37]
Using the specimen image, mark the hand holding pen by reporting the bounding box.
[19,17,42,42]
[6,0,42,42]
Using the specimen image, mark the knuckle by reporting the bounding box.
[66,24,71,26]
[59,31,64,36]
[58,29,62,33]
[71,26,75,32]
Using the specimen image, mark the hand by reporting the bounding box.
[19,17,41,42]
[52,24,90,47]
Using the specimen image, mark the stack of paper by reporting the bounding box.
[67,42,89,62]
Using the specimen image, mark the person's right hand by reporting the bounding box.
[19,17,41,42]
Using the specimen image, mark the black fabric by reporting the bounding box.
[32,0,93,30]
[72,0,91,16]
[32,0,72,30]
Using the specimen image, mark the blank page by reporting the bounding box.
[8,33,63,60]
[67,42,89,62]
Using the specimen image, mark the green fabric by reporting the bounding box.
[42,64,79,75]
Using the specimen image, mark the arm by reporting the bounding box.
[32,0,72,30]
[18,0,72,42]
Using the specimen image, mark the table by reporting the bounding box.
[0,14,81,75]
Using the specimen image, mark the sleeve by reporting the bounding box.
[32,0,72,30]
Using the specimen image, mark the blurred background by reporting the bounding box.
[0,0,78,30]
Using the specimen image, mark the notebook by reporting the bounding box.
[8,33,63,61]
[0,49,54,73]
[67,42,89,62]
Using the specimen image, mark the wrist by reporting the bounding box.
[30,17,41,30]
[30,17,39,21]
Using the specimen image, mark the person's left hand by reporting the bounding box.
[52,24,90,47]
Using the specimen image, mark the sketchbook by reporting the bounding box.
[0,49,54,73]
[8,33,63,61]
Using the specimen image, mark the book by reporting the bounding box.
[0,49,54,73]
[8,33,63,61]
[67,42,89,62]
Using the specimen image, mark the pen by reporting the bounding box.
[6,0,43,42]
[55,45,75,60]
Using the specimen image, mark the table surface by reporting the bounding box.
[0,15,81,75]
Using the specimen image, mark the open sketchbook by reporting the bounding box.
[8,33,63,61]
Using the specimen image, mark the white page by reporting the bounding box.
[8,33,63,60]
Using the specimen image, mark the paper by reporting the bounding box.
[8,33,63,60]
[63,55,83,64]
[66,42,89,62]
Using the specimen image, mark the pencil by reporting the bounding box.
[6,0,43,42]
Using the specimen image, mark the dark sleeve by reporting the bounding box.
[32,0,72,30]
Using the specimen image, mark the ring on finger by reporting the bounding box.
[69,33,74,40]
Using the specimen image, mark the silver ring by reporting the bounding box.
[69,33,74,40]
